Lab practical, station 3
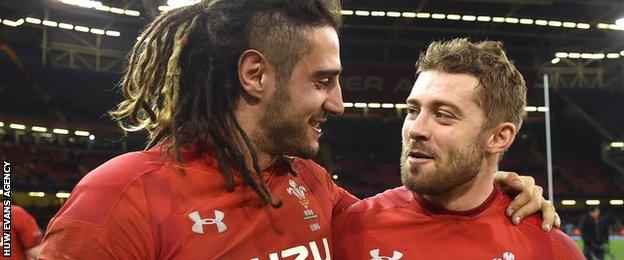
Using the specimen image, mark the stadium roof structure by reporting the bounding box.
[0,0,622,87]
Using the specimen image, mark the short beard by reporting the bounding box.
[254,84,318,159]
[400,138,484,196]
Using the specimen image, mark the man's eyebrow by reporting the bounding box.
[313,69,342,78]
[405,98,463,114]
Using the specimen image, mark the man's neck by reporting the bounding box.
[423,160,497,212]
[234,104,277,171]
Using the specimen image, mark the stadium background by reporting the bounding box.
[0,0,623,258]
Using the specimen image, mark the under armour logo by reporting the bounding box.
[370,249,403,260]
[287,179,307,200]
[188,210,227,234]
[493,251,515,260]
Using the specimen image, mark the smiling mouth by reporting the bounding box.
[309,120,323,133]
[409,150,434,159]
[407,150,435,164]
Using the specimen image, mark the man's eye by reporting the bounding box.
[407,108,419,115]
[434,112,450,118]
[434,112,456,123]
[315,79,329,88]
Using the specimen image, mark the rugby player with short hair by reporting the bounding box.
[333,39,583,260]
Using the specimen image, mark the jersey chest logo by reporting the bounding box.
[188,210,227,234]
[369,249,403,260]
[286,178,320,231]
[287,179,308,206]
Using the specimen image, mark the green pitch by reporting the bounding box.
[575,239,624,259]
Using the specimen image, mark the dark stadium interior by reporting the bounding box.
[1,0,623,254]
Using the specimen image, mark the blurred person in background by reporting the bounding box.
[564,221,575,236]
[1,205,42,260]
[581,207,610,259]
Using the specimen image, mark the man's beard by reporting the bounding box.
[254,86,320,159]
[400,138,485,195]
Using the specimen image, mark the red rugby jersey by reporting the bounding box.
[39,145,357,259]
[333,187,584,260]
[1,205,42,260]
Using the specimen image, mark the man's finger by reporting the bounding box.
[506,182,535,217]
[518,176,535,189]
[494,171,524,191]
[510,185,543,224]
[539,200,556,231]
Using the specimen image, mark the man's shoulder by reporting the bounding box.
[11,205,27,216]
[78,150,164,188]
[9,205,37,228]
[514,214,584,259]
[332,186,414,259]
[547,228,585,258]
[54,150,165,224]
[288,158,333,187]
[347,186,413,214]
[289,157,328,176]
[11,205,36,220]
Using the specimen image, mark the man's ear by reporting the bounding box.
[486,122,517,154]
[238,49,273,99]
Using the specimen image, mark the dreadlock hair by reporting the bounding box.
[109,0,341,208]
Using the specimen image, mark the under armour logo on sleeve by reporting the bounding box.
[188,210,227,234]
[369,249,403,260]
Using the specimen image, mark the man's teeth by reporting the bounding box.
[310,122,322,132]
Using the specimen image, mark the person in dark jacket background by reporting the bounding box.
[581,207,610,259]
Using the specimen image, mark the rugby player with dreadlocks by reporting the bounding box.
[39,0,558,258]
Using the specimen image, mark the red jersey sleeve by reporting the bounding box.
[331,202,369,259]
[333,187,359,216]
[14,206,42,250]
[39,176,156,259]
[295,160,359,216]
[549,229,585,259]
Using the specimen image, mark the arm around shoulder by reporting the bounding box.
[331,204,368,260]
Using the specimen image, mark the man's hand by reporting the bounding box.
[27,244,41,259]
[493,171,560,232]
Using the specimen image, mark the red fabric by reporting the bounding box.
[333,187,584,259]
[40,145,358,259]
[1,206,42,260]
